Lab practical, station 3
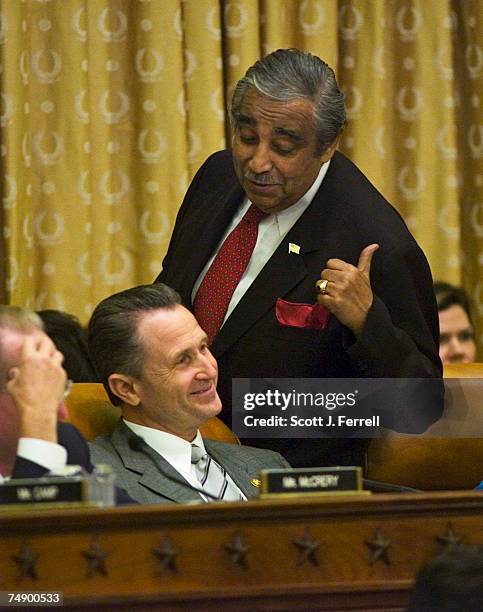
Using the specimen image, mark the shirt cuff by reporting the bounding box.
[17,438,68,472]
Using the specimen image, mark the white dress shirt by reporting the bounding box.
[0,439,67,483]
[123,420,246,500]
[192,160,331,324]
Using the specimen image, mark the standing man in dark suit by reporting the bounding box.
[156,49,442,468]
[87,284,289,505]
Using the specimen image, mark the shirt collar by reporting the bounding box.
[123,419,205,476]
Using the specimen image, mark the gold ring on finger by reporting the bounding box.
[316,279,329,295]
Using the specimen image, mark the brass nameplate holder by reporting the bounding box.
[260,466,369,498]
[0,476,87,507]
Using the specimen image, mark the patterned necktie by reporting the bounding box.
[193,204,267,345]
[191,444,243,502]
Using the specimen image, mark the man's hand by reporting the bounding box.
[316,244,379,338]
[6,334,66,442]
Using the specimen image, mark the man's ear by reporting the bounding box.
[319,132,342,163]
[108,373,140,407]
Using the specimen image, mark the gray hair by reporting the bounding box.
[231,48,346,156]
[87,283,181,405]
[0,305,44,385]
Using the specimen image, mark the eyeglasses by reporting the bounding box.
[1,378,73,399]
[64,379,73,399]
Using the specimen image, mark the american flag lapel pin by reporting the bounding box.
[288,243,301,255]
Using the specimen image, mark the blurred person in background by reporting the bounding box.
[434,282,477,365]
[37,309,98,382]
[0,306,88,478]
[0,306,134,503]
[406,544,483,612]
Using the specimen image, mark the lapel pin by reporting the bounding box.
[250,478,261,488]
[288,243,301,255]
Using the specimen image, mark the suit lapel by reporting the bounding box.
[111,422,202,504]
[212,190,329,358]
[137,463,200,504]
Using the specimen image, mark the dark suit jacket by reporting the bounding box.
[11,422,92,478]
[11,422,134,505]
[156,149,443,467]
[89,420,290,504]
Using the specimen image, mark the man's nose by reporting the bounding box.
[248,143,272,174]
[196,351,218,378]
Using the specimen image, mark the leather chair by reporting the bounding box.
[64,383,240,444]
[366,364,483,490]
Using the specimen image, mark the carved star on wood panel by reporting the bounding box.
[436,522,464,549]
[152,535,178,575]
[224,531,250,569]
[11,542,39,580]
[293,527,321,566]
[82,538,109,578]
[365,528,391,566]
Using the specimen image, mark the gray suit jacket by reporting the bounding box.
[88,421,289,504]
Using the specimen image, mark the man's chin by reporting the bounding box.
[208,395,222,417]
[190,389,222,416]
[243,185,292,214]
[244,183,279,205]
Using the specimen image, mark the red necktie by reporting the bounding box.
[194,205,267,345]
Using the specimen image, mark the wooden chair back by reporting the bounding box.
[366,363,483,490]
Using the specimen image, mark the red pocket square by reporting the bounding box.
[275,298,330,331]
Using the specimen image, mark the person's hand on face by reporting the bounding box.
[6,334,66,441]
[316,244,379,338]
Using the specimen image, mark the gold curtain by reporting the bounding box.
[1,0,482,353]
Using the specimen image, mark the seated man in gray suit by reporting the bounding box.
[87,283,289,504]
